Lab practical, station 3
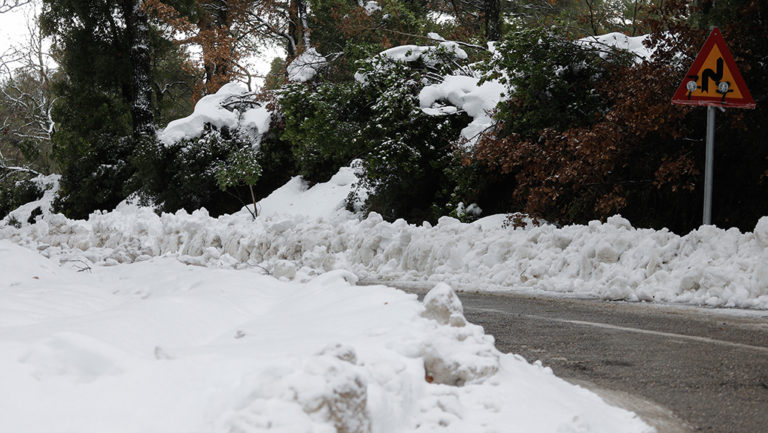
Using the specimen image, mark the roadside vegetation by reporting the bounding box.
[1,0,766,234]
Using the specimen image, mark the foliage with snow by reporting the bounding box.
[158,83,271,147]
[287,48,328,82]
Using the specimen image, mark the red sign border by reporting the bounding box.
[671,28,756,109]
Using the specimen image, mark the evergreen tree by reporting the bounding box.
[41,0,194,217]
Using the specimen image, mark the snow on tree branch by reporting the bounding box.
[286,48,327,82]
[0,0,30,14]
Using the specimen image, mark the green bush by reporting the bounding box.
[279,48,473,223]
[481,25,632,139]
[353,55,472,222]
[0,177,45,221]
[52,132,135,219]
[130,129,243,215]
[279,82,366,183]
[130,123,295,216]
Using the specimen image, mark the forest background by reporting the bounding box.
[0,0,766,234]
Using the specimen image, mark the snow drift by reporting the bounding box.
[2,168,768,310]
[0,241,651,433]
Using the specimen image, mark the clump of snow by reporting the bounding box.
[753,216,768,247]
[577,32,654,63]
[418,75,506,148]
[287,48,328,82]
[0,241,652,433]
[158,83,271,146]
[421,282,465,327]
[239,105,272,142]
[427,10,456,24]
[355,37,469,85]
[1,174,60,227]
[359,0,381,14]
[377,38,468,64]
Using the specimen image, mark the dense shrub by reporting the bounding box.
[279,48,474,223]
[52,132,135,220]
[279,82,365,183]
[0,177,45,222]
[474,3,768,233]
[352,55,472,222]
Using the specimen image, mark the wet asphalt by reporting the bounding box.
[363,281,768,433]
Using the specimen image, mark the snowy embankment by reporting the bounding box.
[3,165,768,310]
[0,241,651,433]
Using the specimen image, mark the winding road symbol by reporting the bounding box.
[672,28,755,109]
[701,57,723,93]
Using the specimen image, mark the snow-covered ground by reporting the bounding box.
[0,239,652,433]
[6,155,768,432]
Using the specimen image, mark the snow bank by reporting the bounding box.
[4,199,768,309]
[0,241,651,433]
[158,83,271,146]
[253,165,361,219]
[287,48,328,82]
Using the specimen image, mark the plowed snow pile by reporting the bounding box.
[3,174,768,309]
[0,241,651,433]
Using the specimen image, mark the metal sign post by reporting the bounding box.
[703,105,715,225]
[672,28,756,226]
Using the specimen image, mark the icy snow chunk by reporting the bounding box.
[380,45,427,63]
[239,106,271,143]
[421,283,465,327]
[606,214,633,230]
[377,39,467,65]
[221,354,371,433]
[427,32,445,41]
[273,260,298,279]
[418,285,499,386]
[287,48,328,82]
[754,216,768,248]
[596,242,619,263]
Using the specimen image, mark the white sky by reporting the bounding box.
[0,2,36,55]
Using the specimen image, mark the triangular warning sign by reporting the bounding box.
[672,28,756,109]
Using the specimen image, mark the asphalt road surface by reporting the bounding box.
[364,281,768,433]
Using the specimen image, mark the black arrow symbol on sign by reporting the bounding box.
[701,58,724,93]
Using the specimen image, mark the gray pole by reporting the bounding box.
[703,105,716,225]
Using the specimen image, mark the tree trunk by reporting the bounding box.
[484,0,501,41]
[121,0,155,139]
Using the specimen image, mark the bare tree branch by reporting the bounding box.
[0,7,56,174]
[0,0,31,14]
